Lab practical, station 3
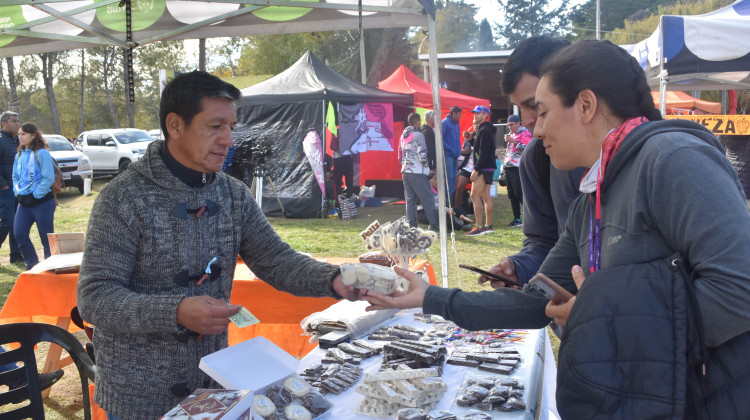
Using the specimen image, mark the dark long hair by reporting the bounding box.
[539,40,663,122]
[17,123,50,154]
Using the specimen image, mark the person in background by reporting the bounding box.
[502,114,532,227]
[464,106,496,236]
[479,35,586,287]
[455,125,475,213]
[441,106,462,205]
[12,123,56,270]
[399,113,439,231]
[77,71,362,420]
[0,111,24,265]
[0,346,64,403]
[420,110,437,175]
[331,132,354,212]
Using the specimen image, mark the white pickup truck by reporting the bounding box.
[75,128,153,175]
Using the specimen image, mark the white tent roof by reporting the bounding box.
[626,0,750,90]
[0,0,433,58]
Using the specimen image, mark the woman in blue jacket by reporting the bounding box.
[12,123,56,269]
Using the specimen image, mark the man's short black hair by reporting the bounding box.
[407,112,422,126]
[159,71,241,140]
[449,106,462,115]
[501,35,571,96]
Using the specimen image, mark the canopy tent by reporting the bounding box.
[240,52,412,105]
[626,0,750,113]
[377,64,490,112]
[0,1,434,58]
[0,0,456,286]
[367,64,490,183]
[230,51,411,218]
[650,91,721,114]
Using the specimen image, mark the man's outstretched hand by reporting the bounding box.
[176,296,241,335]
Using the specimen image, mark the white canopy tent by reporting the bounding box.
[625,0,750,113]
[0,0,453,285]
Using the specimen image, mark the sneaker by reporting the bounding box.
[464,226,484,236]
[507,218,522,227]
[8,369,64,403]
[482,225,495,234]
[10,253,24,264]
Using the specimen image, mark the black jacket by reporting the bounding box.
[0,130,18,189]
[472,121,496,171]
[420,124,436,171]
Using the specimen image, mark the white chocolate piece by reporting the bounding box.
[365,367,439,382]
[252,395,276,417]
[284,376,311,397]
[284,403,312,420]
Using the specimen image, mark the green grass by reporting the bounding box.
[1,179,559,419]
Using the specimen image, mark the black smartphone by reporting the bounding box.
[528,273,574,304]
[459,264,523,288]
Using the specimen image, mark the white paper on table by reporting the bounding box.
[300,300,398,339]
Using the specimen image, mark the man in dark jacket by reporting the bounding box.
[420,110,437,174]
[464,106,496,236]
[0,111,24,264]
[479,36,586,285]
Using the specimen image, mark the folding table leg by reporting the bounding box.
[41,316,72,399]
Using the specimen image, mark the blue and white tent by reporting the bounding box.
[626,0,750,93]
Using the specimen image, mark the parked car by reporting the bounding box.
[75,128,153,175]
[148,129,164,140]
[46,134,93,194]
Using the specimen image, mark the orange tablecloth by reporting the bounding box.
[0,257,437,356]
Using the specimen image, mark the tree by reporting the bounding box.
[495,0,571,48]
[5,58,19,112]
[433,0,479,53]
[478,19,496,51]
[39,53,63,134]
[569,0,673,41]
[79,49,85,134]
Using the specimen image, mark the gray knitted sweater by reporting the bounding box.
[77,141,341,419]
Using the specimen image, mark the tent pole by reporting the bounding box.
[359,0,367,84]
[427,13,449,287]
[659,16,667,117]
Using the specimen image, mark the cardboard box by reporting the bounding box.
[48,232,85,255]
[200,336,298,391]
[199,337,332,420]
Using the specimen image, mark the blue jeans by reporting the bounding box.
[14,197,56,270]
[0,187,21,257]
[444,156,459,207]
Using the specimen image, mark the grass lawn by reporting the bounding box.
[1,178,559,419]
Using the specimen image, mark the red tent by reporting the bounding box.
[356,65,491,183]
[378,65,491,112]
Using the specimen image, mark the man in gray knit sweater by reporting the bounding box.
[77,71,360,419]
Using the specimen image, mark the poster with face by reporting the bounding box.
[338,102,394,155]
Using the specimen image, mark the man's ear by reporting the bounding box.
[577,89,598,124]
[165,113,183,141]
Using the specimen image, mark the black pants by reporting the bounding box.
[505,166,523,219]
[333,155,353,198]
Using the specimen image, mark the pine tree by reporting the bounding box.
[495,0,571,48]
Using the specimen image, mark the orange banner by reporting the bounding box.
[665,115,750,136]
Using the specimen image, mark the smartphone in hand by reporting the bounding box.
[528,273,574,304]
[459,264,523,288]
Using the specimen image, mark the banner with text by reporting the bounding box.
[665,115,750,136]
